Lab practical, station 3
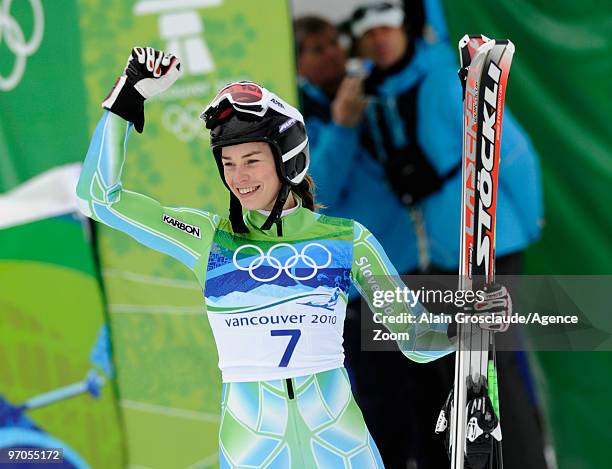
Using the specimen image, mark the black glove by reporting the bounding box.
[102,47,182,132]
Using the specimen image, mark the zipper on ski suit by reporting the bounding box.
[286,378,294,399]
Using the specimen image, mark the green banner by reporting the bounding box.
[442,2,612,468]
[0,0,90,191]
[1,1,124,467]
[76,1,296,467]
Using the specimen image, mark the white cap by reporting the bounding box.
[351,3,405,38]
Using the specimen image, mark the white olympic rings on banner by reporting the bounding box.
[233,242,332,282]
[162,102,207,142]
[0,0,44,91]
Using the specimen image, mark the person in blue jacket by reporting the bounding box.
[353,1,544,272]
[295,2,547,468]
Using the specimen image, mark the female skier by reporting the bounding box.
[77,48,509,468]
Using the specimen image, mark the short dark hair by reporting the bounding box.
[293,16,336,56]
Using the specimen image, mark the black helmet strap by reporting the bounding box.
[229,192,249,233]
[260,183,291,231]
[227,183,292,233]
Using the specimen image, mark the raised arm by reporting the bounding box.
[76,48,218,284]
[351,221,454,363]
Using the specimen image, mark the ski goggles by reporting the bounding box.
[200,81,303,128]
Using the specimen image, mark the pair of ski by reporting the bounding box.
[435,35,515,469]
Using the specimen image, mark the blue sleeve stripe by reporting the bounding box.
[353,221,364,239]
[364,235,398,275]
[353,221,400,278]
[91,112,128,199]
[355,236,397,279]
[92,202,198,269]
[95,112,115,188]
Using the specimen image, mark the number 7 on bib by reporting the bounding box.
[271,329,301,367]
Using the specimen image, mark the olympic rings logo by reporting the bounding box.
[0,0,44,92]
[233,242,332,282]
[162,102,207,142]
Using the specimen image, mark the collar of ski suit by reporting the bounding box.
[244,196,319,239]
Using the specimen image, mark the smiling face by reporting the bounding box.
[221,141,283,211]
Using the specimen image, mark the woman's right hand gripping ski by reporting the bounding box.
[102,47,182,132]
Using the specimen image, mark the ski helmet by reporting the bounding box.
[201,82,310,232]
